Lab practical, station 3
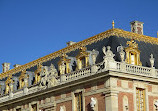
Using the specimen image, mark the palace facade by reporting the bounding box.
[0,21,158,111]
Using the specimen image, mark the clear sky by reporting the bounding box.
[0,0,157,72]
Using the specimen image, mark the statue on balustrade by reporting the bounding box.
[39,64,58,89]
[102,46,116,69]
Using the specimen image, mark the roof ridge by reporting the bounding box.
[113,28,158,44]
[1,28,157,79]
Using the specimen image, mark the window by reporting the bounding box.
[130,52,136,65]
[130,53,135,64]
[125,40,142,66]
[75,92,83,111]
[31,104,37,111]
[58,53,71,75]
[80,57,86,69]
[76,46,89,70]
[136,88,146,111]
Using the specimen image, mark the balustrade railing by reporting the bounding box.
[65,67,91,81]
[0,60,158,102]
[125,64,151,75]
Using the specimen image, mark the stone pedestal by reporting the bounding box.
[9,92,13,98]
[23,87,28,94]
[61,75,66,82]
[91,65,98,74]
[151,67,156,77]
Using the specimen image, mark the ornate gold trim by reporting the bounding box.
[19,70,28,89]
[125,40,142,65]
[1,28,158,79]
[58,53,71,75]
[34,63,42,84]
[76,46,89,70]
[5,74,13,94]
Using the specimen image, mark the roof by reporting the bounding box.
[1,28,158,79]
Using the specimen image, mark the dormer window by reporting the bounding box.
[5,75,13,94]
[80,57,86,69]
[76,46,89,70]
[34,63,42,84]
[125,40,142,66]
[58,53,71,75]
[130,52,136,65]
[19,70,28,89]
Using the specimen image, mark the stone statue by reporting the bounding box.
[118,45,125,62]
[91,49,98,65]
[47,75,57,88]
[90,97,97,110]
[39,67,48,88]
[50,64,58,77]
[39,65,58,89]
[102,46,116,70]
[102,46,106,56]
[60,106,65,111]
[154,100,158,110]
[60,61,66,75]
[150,54,155,68]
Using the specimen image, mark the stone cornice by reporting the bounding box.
[0,28,157,79]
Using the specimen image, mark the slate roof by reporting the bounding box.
[1,28,158,79]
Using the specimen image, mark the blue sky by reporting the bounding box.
[0,0,157,72]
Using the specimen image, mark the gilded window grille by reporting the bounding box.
[136,88,146,111]
[75,92,83,111]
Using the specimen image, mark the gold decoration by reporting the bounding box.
[112,20,115,29]
[58,53,71,75]
[34,63,42,84]
[76,46,89,70]
[19,70,28,89]
[1,28,158,79]
[5,75,14,94]
[125,39,142,65]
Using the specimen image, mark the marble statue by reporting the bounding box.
[150,54,155,68]
[60,106,64,111]
[90,97,97,110]
[60,61,66,75]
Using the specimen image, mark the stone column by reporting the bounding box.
[104,89,118,111]
[104,77,118,111]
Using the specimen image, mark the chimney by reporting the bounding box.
[130,21,144,35]
[2,63,10,73]
[13,64,21,68]
[66,41,76,46]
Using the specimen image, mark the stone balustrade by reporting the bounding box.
[0,60,158,103]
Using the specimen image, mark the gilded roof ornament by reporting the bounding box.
[35,63,42,73]
[5,74,13,85]
[112,20,115,29]
[19,70,28,79]
[126,39,138,49]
